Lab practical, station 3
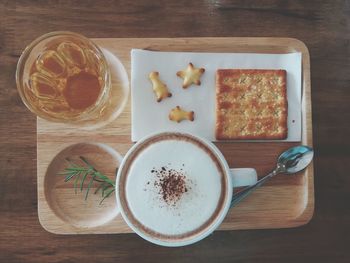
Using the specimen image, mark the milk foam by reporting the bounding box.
[125,139,224,236]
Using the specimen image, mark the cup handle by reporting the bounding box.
[229,168,257,188]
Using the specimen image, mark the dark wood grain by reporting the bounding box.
[0,0,349,262]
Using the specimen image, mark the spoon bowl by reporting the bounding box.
[278,145,314,174]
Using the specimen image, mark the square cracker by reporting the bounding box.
[215,69,288,140]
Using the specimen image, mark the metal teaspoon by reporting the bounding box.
[230,145,314,207]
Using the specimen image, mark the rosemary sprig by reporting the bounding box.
[58,156,116,204]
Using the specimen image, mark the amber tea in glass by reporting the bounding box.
[16,32,111,123]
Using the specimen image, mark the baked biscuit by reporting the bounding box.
[216,69,288,140]
[149,71,172,102]
[169,106,194,123]
[176,63,205,89]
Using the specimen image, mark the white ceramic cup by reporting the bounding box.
[116,132,257,247]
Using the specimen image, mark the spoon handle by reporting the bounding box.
[230,170,277,208]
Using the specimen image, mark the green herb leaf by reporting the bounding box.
[85,176,95,200]
[100,188,115,205]
[80,170,90,192]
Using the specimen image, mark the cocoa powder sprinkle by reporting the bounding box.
[151,166,190,206]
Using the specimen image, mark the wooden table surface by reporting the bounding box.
[1,1,349,262]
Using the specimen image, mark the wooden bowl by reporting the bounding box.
[44,143,122,229]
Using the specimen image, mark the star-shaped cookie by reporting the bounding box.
[176,63,205,89]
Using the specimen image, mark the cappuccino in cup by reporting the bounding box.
[116,132,256,246]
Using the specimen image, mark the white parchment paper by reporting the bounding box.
[131,49,301,142]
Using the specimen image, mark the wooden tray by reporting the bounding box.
[37,37,314,234]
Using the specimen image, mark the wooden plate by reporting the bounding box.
[44,143,121,230]
[37,37,313,234]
